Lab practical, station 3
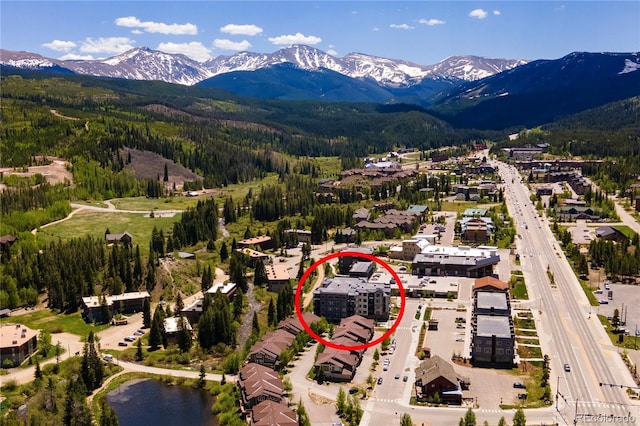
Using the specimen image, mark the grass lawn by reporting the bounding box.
[37,211,180,255]
[613,225,639,240]
[597,315,640,350]
[312,156,342,177]
[110,196,198,211]
[437,201,476,215]
[0,310,109,338]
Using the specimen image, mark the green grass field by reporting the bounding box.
[0,310,109,338]
[37,211,180,254]
[613,225,639,240]
[110,196,197,211]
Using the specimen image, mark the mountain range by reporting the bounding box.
[1,46,639,130]
[0,45,525,87]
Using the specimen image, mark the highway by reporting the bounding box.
[495,162,640,424]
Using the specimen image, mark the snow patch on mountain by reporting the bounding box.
[619,58,640,74]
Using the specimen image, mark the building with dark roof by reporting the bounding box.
[414,355,462,404]
[471,315,515,366]
[337,247,374,274]
[105,231,132,245]
[595,226,628,243]
[474,291,510,316]
[248,329,294,369]
[313,277,390,322]
[412,246,500,278]
[348,261,375,278]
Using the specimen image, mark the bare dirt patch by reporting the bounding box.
[122,148,201,190]
[0,158,73,187]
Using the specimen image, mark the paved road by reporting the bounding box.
[496,162,640,423]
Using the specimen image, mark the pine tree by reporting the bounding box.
[100,399,120,426]
[198,364,206,388]
[163,163,169,182]
[136,339,143,361]
[143,297,151,328]
[63,378,92,426]
[219,241,228,261]
[463,408,476,426]
[34,359,42,381]
[233,292,243,319]
[297,257,305,281]
[254,258,267,287]
[252,312,260,336]
[297,400,311,426]
[177,317,192,353]
[100,295,112,325]
[175,292,184,313]
[513,408,526,426]
[198,307,216,351]
[400,413,413,426]
[148,307,165,350]
[268,298,276,327]
[336,387,346,414]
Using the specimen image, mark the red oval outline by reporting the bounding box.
[294,250,406,351]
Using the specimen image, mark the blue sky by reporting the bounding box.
[1,1,638,64]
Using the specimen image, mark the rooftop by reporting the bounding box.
[314,277,390,296]
[238,235,272,245]
[0,324,38,349]
[475,315,513,338]
[266,264,290,281]
[476,291,508,311]
[163,316,192,334]
[81,291,150,308]
[206,282,237,295]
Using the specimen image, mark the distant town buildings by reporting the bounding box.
[412,245,500,278]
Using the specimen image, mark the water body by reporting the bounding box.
[106,379,217,426]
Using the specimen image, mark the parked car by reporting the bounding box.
[377,377,383,385]
[124,336,136,342]
[564,363,571,372]
[103,354,113,362]
[518,393,528,400]
[118,342,127,347]
[394,373,400,379]
[599,299,609,304]
[402,375,408,382]
[513,382,526,389]
[134,329,145,335]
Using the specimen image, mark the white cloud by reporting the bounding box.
[469,9,488,19]
[372,27,380,31]
[58,53,94,61]
[213,39,252,51]
[419,18,446,26]
[157,42,211,61]
[390,23,414,30]
[79,37,135,54]
[114,16,197,35]
[268,33,322,45]
[493,10,501,16]
[131,30,143,35]
[220,24,263,36]
[42,40,77,52]
[327,49,338,56]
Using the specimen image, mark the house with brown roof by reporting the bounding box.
[473,276,509,293]
[335,315,375,341]
[248,329,295,369]
[236,247,270,267]
[414,355,462,404]
[315,347,361,382]
[105,231,132,245]
[238,363,285,408]
[250,400,297,426]
[238,236,273,251]
[278,312,321,336]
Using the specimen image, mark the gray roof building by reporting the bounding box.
[313,277,390,322]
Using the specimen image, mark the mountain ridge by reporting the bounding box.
[0,45,526,87]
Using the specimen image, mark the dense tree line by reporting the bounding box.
[198,292,236,350]
[171,198,218,248]
[589,236,640,280]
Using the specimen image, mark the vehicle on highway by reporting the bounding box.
[513,382,526,389]
[394,373,400,379]
[377,377,383,385]
[564,363,571,372]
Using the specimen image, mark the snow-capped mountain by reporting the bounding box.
[0,45,527,87]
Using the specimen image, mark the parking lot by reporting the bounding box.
[597,283,640,336]
[96,312,144,351]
